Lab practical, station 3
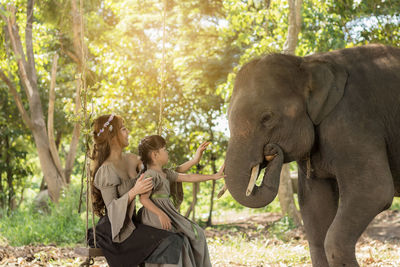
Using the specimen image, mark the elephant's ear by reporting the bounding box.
[302,60,348,125]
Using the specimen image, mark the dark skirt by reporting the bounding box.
[88,216,183,267]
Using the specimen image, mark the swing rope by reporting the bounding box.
[76,0,97,251]
[158,0,167,135]
[78,0,168,259]
[81,0,98,249]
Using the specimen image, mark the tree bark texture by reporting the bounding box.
[279,0,303,226]
[278,164,302,226]
[47,54,66,183]
[206,152,218,227]
[0,2,66,202]
[283,0,303,55]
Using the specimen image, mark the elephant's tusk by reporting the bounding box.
[265,154,277,161]
[217,184,227,199]
[246,164,260,196]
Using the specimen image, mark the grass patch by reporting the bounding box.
[208,234,311,266]
[0,185,95,246]
[268,216,297,241]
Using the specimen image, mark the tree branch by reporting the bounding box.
[283,0,303,55]
[64,78,82,184]
[71,0,83,63]
[5,5,34,98]
[0,69,33,130]
[25,0,37,85]
[47,54,66,183]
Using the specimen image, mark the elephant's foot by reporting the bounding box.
[308,244,330,267]
[324,236,358,267]
[323,180,393,266]
[324,194,394,267]
[324,146,395,266]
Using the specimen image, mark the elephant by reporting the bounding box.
[224,44,400,267]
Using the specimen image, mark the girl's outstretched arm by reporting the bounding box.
[139,193,171,230]
[176,163,225,183]
[176,141,210,173]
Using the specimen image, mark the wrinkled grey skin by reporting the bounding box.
[225,44,400,267]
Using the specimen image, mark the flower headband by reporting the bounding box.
[97,114,115,136]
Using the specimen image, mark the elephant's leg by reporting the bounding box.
[298,171,338,267]
[324,148,395,267]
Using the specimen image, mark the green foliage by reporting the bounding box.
[390,198,400,211]
[0,85,34,211]
[268,216,297,241]
[1,0,400,247]
[0,185,93,246]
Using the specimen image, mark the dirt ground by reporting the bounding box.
[0,210,399,266]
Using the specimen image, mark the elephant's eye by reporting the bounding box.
[260,112,274,125]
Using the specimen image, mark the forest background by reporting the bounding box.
[0,0,399,264]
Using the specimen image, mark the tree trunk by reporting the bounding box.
[185,165,201,219]
[0,3,65,202]
[278,0,303,226]
[278,164,302,225]
[32,126,65,201]
[191,183,199,221]
[40,177,47,191]
[71,0,83,63]
[17,188,25,209]
[0,138,4,209]
[62,0,87,184]
[206,154,217,227]
[283,0,303,55]
[55,130,62,150]
[47,54,66,183]
[185,182,199,220]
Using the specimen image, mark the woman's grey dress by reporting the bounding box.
[93,162,183,267]
[141,169,212,267]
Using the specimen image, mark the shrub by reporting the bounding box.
[0,185,94,246]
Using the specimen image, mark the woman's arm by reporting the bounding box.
[176,163,225,183]
[139,193,172,230]
[126,153,143,178]
[176,141,210,173]
[128,174,153,203]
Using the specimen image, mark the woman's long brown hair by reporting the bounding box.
[90,114,124,217]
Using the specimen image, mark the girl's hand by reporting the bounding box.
[212,162,226,180]
[131,174,153,196]
[193,141,210,163]
[158,212,172,230]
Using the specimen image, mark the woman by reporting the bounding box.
[90,114,209,267]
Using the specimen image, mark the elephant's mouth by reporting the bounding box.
[246,143,283,196]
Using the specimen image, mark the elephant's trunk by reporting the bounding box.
[225,143,284,208]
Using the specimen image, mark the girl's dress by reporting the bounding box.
[91,162,183,267]
[140,169,212,267]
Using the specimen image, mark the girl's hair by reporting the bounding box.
[90,114,125,217]
[138,135,166,173]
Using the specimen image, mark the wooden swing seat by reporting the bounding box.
[74,247,104,257]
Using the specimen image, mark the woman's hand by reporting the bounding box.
[212,162,226,180]
[193,141,210,164]
[129,174,153,200]
[158,212,172,230]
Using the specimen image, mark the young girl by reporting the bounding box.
[138,135,225,267]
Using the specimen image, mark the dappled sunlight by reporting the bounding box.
[1,0,399,266]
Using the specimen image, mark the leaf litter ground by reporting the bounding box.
[0,210,399,266]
